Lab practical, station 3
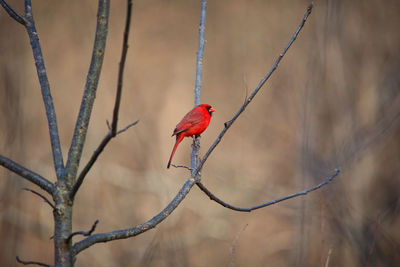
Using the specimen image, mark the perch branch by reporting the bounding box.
[16,256,52,267]
[70,0,135,199]
[23,187,56,209]
[191,0,207,177]
[24,0,65,179]
[65,0,110,184]
[0,155,54,194]
[197,169,340,212]
[67,219,99,243]
[0,0,26,25]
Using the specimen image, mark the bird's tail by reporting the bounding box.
[167,134,184,169]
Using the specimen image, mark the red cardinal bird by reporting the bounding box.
[167,104,215,168]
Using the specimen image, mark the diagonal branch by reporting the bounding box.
[23,187,56,209]
[65,0,110,185]
[192,2,315,182]
[0,0,26,25]
[197,169,340,212]
[70,0,135,199]
[73,177,198,255]
[24,0,64,179]
[0,155,54,194]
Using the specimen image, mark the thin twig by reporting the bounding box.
[16,256,52,267]
[117,119,139,135]
[192,2,315,183]
[197,169,340,212]
[0,155,54,194]
[23,188,56,210]
[67,219,99,243]
[70,0,135,199]
[24,0,64,179]
[65,0,110,184]
[171,164,193,171]
[229,224,248,267]
[0,0,26,25]
[111,0,133,135]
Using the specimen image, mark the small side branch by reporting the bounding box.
[16,256,52,267]
[67,219,99,243]
[23,188,56,210]
[0,155,54,194]
[171,164,193,171]
[0,0,26,25]
[197,169,340,212]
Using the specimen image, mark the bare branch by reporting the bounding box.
[0,0,26,25]
[73,177,198,255]
[0,155,54,194]
[111,0,133,135]
[65,0,110,184]
[67,219,99,243]
[24,0,64,179]
[16,256,52,267]
[197,169,340,212]
[69,0,136,199]
[191,0,207,178]
[192,2,314,181]
[117,119,139,135]
[23,187,56,209]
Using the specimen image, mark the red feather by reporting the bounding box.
[167,104,215,168]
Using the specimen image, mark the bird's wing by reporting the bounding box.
[172,110,204,136]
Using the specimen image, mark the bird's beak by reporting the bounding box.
[209,107,216,113]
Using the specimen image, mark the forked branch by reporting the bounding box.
[65,0,110,184]
[70,0,136,199]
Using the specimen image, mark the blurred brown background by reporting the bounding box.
[1,0,399,266]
